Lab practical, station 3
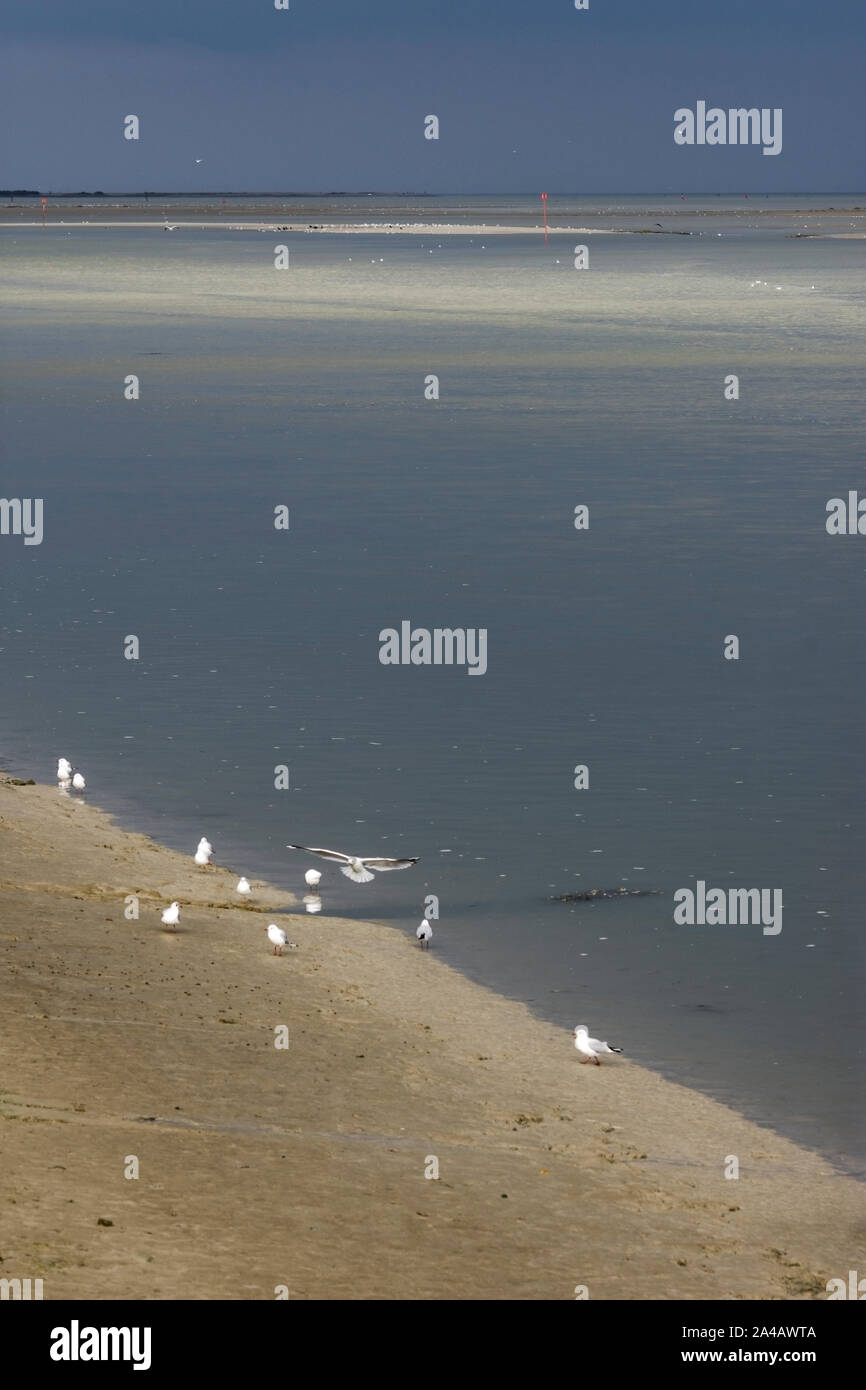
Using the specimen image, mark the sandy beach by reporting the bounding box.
[0,774,861,1300]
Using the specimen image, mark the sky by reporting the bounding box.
[1,0,864,193]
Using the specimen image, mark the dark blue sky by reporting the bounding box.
[2,1,864,192]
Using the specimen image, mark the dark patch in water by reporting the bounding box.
[550,888,662,903]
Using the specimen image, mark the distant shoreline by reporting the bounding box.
[3,190,865,201]
[1,191,436,199]
[3,199,864,231]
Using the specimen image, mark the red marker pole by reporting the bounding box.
[541,191,549,243]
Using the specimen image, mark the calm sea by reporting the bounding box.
[1,194,863,1170]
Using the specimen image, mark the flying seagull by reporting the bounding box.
[573,1024,623,1066]
[287,845,419,884]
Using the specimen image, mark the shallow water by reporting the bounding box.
[1,195,864,1170]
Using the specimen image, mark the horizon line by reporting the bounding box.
[4,188,866,200]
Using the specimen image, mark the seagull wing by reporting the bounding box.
[286,845,351,864]
[588,1038,622,1053]
[361,857,420,872]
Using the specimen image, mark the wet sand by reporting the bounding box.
[0,774,862,1300]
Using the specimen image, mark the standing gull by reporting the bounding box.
[57,757,72,783]
[267,923,291,955]
[416,921,432,949]
[71,771,86,792]
[236,876,252,901]
[287,844,419,884]
[573,1025,623,1066]
[161,902,181,930]
[304,868,322,889]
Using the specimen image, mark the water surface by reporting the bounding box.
[1,195,863,1170]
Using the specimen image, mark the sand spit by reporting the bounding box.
[0,220,618,235]
[0,775,862,1300]
[3,218,861,239]
[2,209,863,239]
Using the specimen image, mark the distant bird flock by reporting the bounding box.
[53,756,624,1063]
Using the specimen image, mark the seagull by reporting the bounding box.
[57,757,72,782]
[286,845,419,884]
[416,921,432,949]
[573,1025,623,1066]
[304,868,322,889]
[71,771,86,792]
[267,923,288,955]
[195,837,213,868]
[161,902,180,929]
[236,876,252,900]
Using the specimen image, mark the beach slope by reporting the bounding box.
[0,777,861,1299]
